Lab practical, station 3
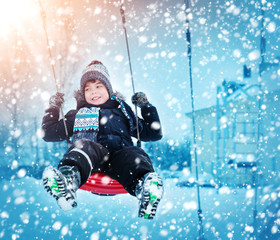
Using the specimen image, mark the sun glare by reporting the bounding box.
[0,0,38,36]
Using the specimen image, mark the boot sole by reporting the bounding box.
[42,166,77,211]
[139,173,163,219]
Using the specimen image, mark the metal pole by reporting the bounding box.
[38,0,70,146]
[216,86,221,186]
[184,1,205,239]
[120,3,141,147]
[252,2,266,238]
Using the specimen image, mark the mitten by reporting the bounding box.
[49,92,64,109]
[131,92,149,108]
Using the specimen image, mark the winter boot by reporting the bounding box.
[136,172,163,219]
[42,165,81,211]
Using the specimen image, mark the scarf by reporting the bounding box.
[72,96,140,143]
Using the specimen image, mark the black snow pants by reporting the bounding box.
[58,139,154,196]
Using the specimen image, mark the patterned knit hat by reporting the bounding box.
[80,60,113,97]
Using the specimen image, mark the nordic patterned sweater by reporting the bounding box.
[41,94,162,152]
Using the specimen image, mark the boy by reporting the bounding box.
[42,60,163,219]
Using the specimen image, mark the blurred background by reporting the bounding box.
[0,0,279,238]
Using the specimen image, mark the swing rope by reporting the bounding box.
[184,0,205,239]
[120,4,141,148]
[38,0,71,146]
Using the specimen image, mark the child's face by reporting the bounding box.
[84,80,109,105]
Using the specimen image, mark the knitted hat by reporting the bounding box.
[80,60,113,97]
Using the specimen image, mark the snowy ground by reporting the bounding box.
[0,176,279,240]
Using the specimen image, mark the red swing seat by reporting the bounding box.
[79,172,128,195]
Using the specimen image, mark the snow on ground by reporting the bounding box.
[0,176,279,239]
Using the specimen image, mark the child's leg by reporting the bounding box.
[103,146,154,195]
[59,139,109,185]
[104,146,163,219]
[42,139,109,211]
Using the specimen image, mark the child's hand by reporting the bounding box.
[131,92,149,108]
[49,92,64,108]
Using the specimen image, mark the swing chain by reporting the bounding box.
[120,4,141,147]
[184,0,205,239]
[38,0,71,146]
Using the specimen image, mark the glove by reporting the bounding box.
[49,92,64,109]
[131,92,149,108]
